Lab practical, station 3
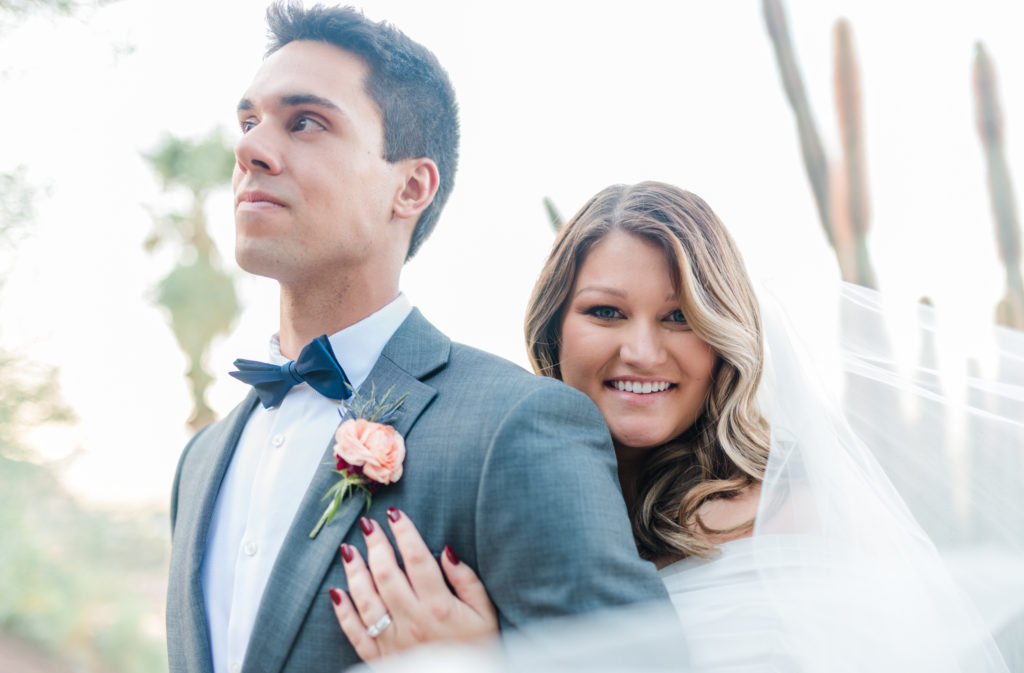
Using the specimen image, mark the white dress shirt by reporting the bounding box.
[201,294,413,673]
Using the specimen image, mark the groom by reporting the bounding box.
[165,3,667,672]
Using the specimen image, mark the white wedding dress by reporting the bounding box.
[660,532,1015,672]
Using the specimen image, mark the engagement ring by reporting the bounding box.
[366,612,393,638]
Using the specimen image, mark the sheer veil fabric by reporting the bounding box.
[724,280,1022,671]
[361,282,1024,672]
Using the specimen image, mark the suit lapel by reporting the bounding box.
[242,309,448,672]
[174,390,259,673]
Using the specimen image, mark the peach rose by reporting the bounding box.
[333,418,406,484]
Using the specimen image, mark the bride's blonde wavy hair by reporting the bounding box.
[525,182,770,560]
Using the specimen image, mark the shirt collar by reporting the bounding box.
[267,293,413,392]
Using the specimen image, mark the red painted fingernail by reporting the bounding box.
[444,544,460,565]
[329,588,342,606]
[359,517,374,535]
[340,543,354,563]
[386,507,401,522]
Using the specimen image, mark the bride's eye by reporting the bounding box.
[665,309,687,324]
[585,305,622,320]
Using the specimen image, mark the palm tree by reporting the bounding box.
[143,130,240,431]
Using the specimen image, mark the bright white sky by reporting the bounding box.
[1,0,1021,505]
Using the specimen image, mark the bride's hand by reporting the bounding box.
[329,507,498,661]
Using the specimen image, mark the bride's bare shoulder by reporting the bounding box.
[653,484,764,569]
[693,483,762,544]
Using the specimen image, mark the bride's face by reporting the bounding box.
[560,231,716,453]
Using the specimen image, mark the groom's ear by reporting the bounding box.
[392,157,439,222]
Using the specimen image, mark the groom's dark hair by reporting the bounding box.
[264,1,460,260]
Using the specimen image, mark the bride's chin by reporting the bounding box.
[609,427,669,455]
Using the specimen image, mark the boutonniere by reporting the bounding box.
[309,385,408,539]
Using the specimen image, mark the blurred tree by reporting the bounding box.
[0,0,117,34]
[0,1,167,671]
[0,167,34,244]
[972,42,1024,330]
[542,196,564,233]
[143,130,240,432]
[0,0,111,18]
[0,167,74,460]
[0,168,167,673]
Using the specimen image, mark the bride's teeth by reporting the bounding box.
[613,381,669,394]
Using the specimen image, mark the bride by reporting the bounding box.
[326,182,1020,671]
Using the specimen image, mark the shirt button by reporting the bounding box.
[244,541,258,556]
[271,434,285,448]
[230,662,241,673]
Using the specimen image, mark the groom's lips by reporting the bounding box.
[236,189,287,210]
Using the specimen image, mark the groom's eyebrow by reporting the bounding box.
[236,94,344,114]
[279,93,343,113]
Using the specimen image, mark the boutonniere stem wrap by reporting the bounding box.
[309,385,409,539]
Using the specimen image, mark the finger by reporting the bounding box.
[339,541,392,632]
[385,508,449,602]
[330,587,381,661]
[360,517,422,626]
[441,544,497,626]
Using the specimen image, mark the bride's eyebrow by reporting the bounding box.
[573,285,626,299]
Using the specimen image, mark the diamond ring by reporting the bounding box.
[366,612,393,638]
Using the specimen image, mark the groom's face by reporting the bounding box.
[231,40,406,286]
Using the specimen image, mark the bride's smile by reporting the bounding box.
[559,230,716,452]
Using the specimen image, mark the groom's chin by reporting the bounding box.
[234,245,291,286]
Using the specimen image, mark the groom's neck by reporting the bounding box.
[277,276,400,359]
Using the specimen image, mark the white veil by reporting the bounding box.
[745,280,1023,671]
[360,281,1024,672]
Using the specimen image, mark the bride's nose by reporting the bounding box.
[619,321,666,369]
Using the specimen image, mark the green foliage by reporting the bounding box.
[156,257,239,365]
[0,454,170,673]
[0,0,79,16]
[0,73,168,673]
[0,167,33,230]
[143,131,236,201]
[0,0,118,34]
[0,258,167,673]
[543,196,564,233]
[0,354,74,460]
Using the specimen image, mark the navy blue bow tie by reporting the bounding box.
[230,335,352,409]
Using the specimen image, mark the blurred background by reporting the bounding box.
[1,0,1022,670]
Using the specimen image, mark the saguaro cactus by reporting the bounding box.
[763,0,878,288]
[762,0,833,248]
[833,18,877,288]
[972,42,1024,329]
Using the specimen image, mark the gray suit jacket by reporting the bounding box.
[166,309,669,673]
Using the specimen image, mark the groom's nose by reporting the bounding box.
[235,123,283,176]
